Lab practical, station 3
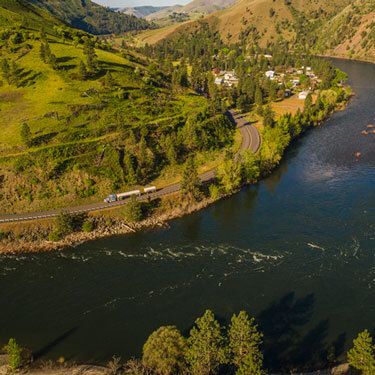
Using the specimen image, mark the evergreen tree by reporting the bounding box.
[142,326,187,375]
[181,157,202,202]
[78,60,88,81]
[255,86,263,106]
[186,310,227,375]
[20,123,32,147]
[229,311,264,374]
[304,93,313,113]
[83,38,98,73]
[123,152,137,185]
[1,58,11,84]
[347,330,375,375]
[262,105,275,127]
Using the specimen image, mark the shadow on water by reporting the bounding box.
[258,292,348,372]
[33,327,78,360]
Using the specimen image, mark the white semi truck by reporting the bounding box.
[104,186,157,203]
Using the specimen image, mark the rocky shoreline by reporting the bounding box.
[0,194,217,254]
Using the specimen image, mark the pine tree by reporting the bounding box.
[142,326,187,375]
[229,311,265,374]
[347,330,375,375]
[20,123,32,147]
[4,338,22,370]
[255,86,263,106]
[83,38,98,73]
[181,157,202,202]
[78,60,88,81]
[186,310,227,375]
[1,58,11,84]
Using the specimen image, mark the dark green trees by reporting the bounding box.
[229,311,265,375]
[181,157,202,202]
[141,309,265,375]
[83,38,98,74]
[40,39,58,70]
[20,123,32,147]
[186,310,227,375]
[347,330,375,375]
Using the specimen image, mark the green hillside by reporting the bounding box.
[0,0,152,35]
[31,0,152,34]
[0,0,62,32]
[0,26,235,213]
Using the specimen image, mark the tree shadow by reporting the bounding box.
[258,292,349,372]
[57,56,75,64]
[258,292,315,371]
[31,132,59,147]
[33,327,78,360]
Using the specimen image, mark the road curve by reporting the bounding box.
[0,111,260,223]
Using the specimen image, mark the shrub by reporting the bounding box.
[48,230,62,242]
[4,338,23,370]
[209,184,221,200]
[82,219,94,233]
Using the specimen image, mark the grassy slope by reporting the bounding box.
[0,34,236,213]
[0,0,62,32]
[314,0,375,62]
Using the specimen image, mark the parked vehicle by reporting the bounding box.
[104,187,157,203]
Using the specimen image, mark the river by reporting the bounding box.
[0,59,374,371]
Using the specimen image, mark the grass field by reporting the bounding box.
[0,32,239,214]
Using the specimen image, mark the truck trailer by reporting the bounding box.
[104,190,141,203]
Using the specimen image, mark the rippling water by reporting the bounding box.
[0,59,374,371]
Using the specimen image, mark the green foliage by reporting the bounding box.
[229,311,264,374]
[209,183,222,200]
[347,330,375,375]
[4,338,22,370]
[82,219,94,232]
[216,156,242,194]
[121,196,144,222]
[240,151,260,184]
[186,310,227,375]
[142,326,187,375]
[50,211,85,240]
[20,123,32,147]
[181,157,202,202]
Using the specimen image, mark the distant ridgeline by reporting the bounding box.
[0,0,152,34]
[139,0,375,63]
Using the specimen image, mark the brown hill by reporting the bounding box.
[137,0,374,62]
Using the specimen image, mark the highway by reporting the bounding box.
[0,110,261,223]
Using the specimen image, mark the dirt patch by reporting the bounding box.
[0,90,23,102]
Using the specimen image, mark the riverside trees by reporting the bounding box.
[142,309,264,375]
[348,330,375,375]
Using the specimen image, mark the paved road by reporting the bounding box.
[0,110,260,223]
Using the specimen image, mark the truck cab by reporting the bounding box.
[104,194,117,203]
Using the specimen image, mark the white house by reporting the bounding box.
[215,77,224,85]
[265,70,275,79]
[298,91,310,100]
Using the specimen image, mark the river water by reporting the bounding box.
[0,59,374,371]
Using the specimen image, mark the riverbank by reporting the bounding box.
[0,363,352,375]
[0,90,353,254]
